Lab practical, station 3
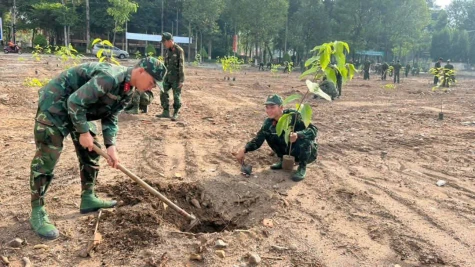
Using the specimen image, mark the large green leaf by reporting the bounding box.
[320,45,331,70]
[299,65,318,80]
[343,42,350,54]
[102,40,114,47]
[314,88,332,102]
[306,79,319,93]
[276,114,291,136]
[97,49,104,59]
[305,56,319,67]
[325,68,337,84]
[339,66,348,82]
[311,45,322,52]
[283,94,302,106]
[92,38,102,46]
[284,128,290,145]
[348,64,356,80]
[300,104,312,128]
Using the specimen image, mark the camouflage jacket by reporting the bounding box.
[245,109,318,153]
[319,80,338,99]
[164,43,185,83]
[36,62,134,146]
[393,63,402,73]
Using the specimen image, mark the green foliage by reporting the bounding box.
[199,47,209,59]
[24,78,51,87]
[193,54,201,67]
[300,41,354,85]
[135,51,142,59]
[32,45,43,61]
[430,67,456,89]
[145,44,156,56]
[217,56,244,73]
[283,53,291,63]
[92,38,120,66]
[55,44,82,67]
[107,0,139,44]
[271,64,280,77]
[276,79,331,147]
[33,34,47,47]
[274,40,351,149]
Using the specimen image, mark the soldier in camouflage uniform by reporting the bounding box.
[234,94,318,182]
[381,62,389,80]
[363,59,371,80]
[315,76,339,100]
[156,32,185,121]
[124,90,154,114]
[434,58,443,85]
[393,60,402,84]
[29,57,166,240]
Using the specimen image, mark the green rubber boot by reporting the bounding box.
[292,164,306,182]
[156,109,170,118]
[80,190,117,214]
[171,110,179,121]
[270,161,283,170]
[125,107,139,114]
[30,201,59,240]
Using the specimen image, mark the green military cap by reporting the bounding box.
[161,32,173,42]
[264,94,283,106]
[136,57,167,86]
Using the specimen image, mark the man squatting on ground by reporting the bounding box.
[234,94,318,182]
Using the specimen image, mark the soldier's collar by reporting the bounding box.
[125,67,133,83]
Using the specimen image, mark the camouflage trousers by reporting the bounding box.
[270,138,318,166]
[160,80,182,111]
[125,91,154,112]
[30,113,101,205]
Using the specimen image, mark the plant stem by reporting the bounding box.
[288,89,310,155]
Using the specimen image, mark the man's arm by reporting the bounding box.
[292,113,318,140]
[244,124,267,153]
[67,75,115,133]
[101,112,120,147]
[178,48,185,84]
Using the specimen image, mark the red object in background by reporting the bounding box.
[233,35,238,53]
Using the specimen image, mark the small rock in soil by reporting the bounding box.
[436,180,446,186]
[262,219,274,228]
[190,199,201,209]
[1,256,9,265]
[189,254,203,261]
[215,239,228,248]
[248,253,261,264]
[289,244,298,251]
[33,244,49,249]
[8,238,23,248]
[215,250,226,258]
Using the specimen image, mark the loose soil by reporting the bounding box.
[0,54,474,267]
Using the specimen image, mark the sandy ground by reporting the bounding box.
[0,54,474,267]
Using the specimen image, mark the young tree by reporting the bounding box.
[107,0,138,45]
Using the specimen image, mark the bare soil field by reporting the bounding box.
[0,54,474,267]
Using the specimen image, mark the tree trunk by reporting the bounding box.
[194,30,198,62]
[208,39,212,60]
[200,31,203,62]
[187,22,191,62]
[112,21,117,46]
[86,0,90,52]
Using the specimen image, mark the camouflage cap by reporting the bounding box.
[161,32,173,42]
[264,94,283,106]
[136,57,167,86]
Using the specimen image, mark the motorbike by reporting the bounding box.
[3,45,22,54]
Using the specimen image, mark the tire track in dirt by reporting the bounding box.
[321,160,474,266]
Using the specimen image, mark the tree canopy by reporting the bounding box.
[1,0,474,64]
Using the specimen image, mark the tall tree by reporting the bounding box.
[107,0,138,45]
